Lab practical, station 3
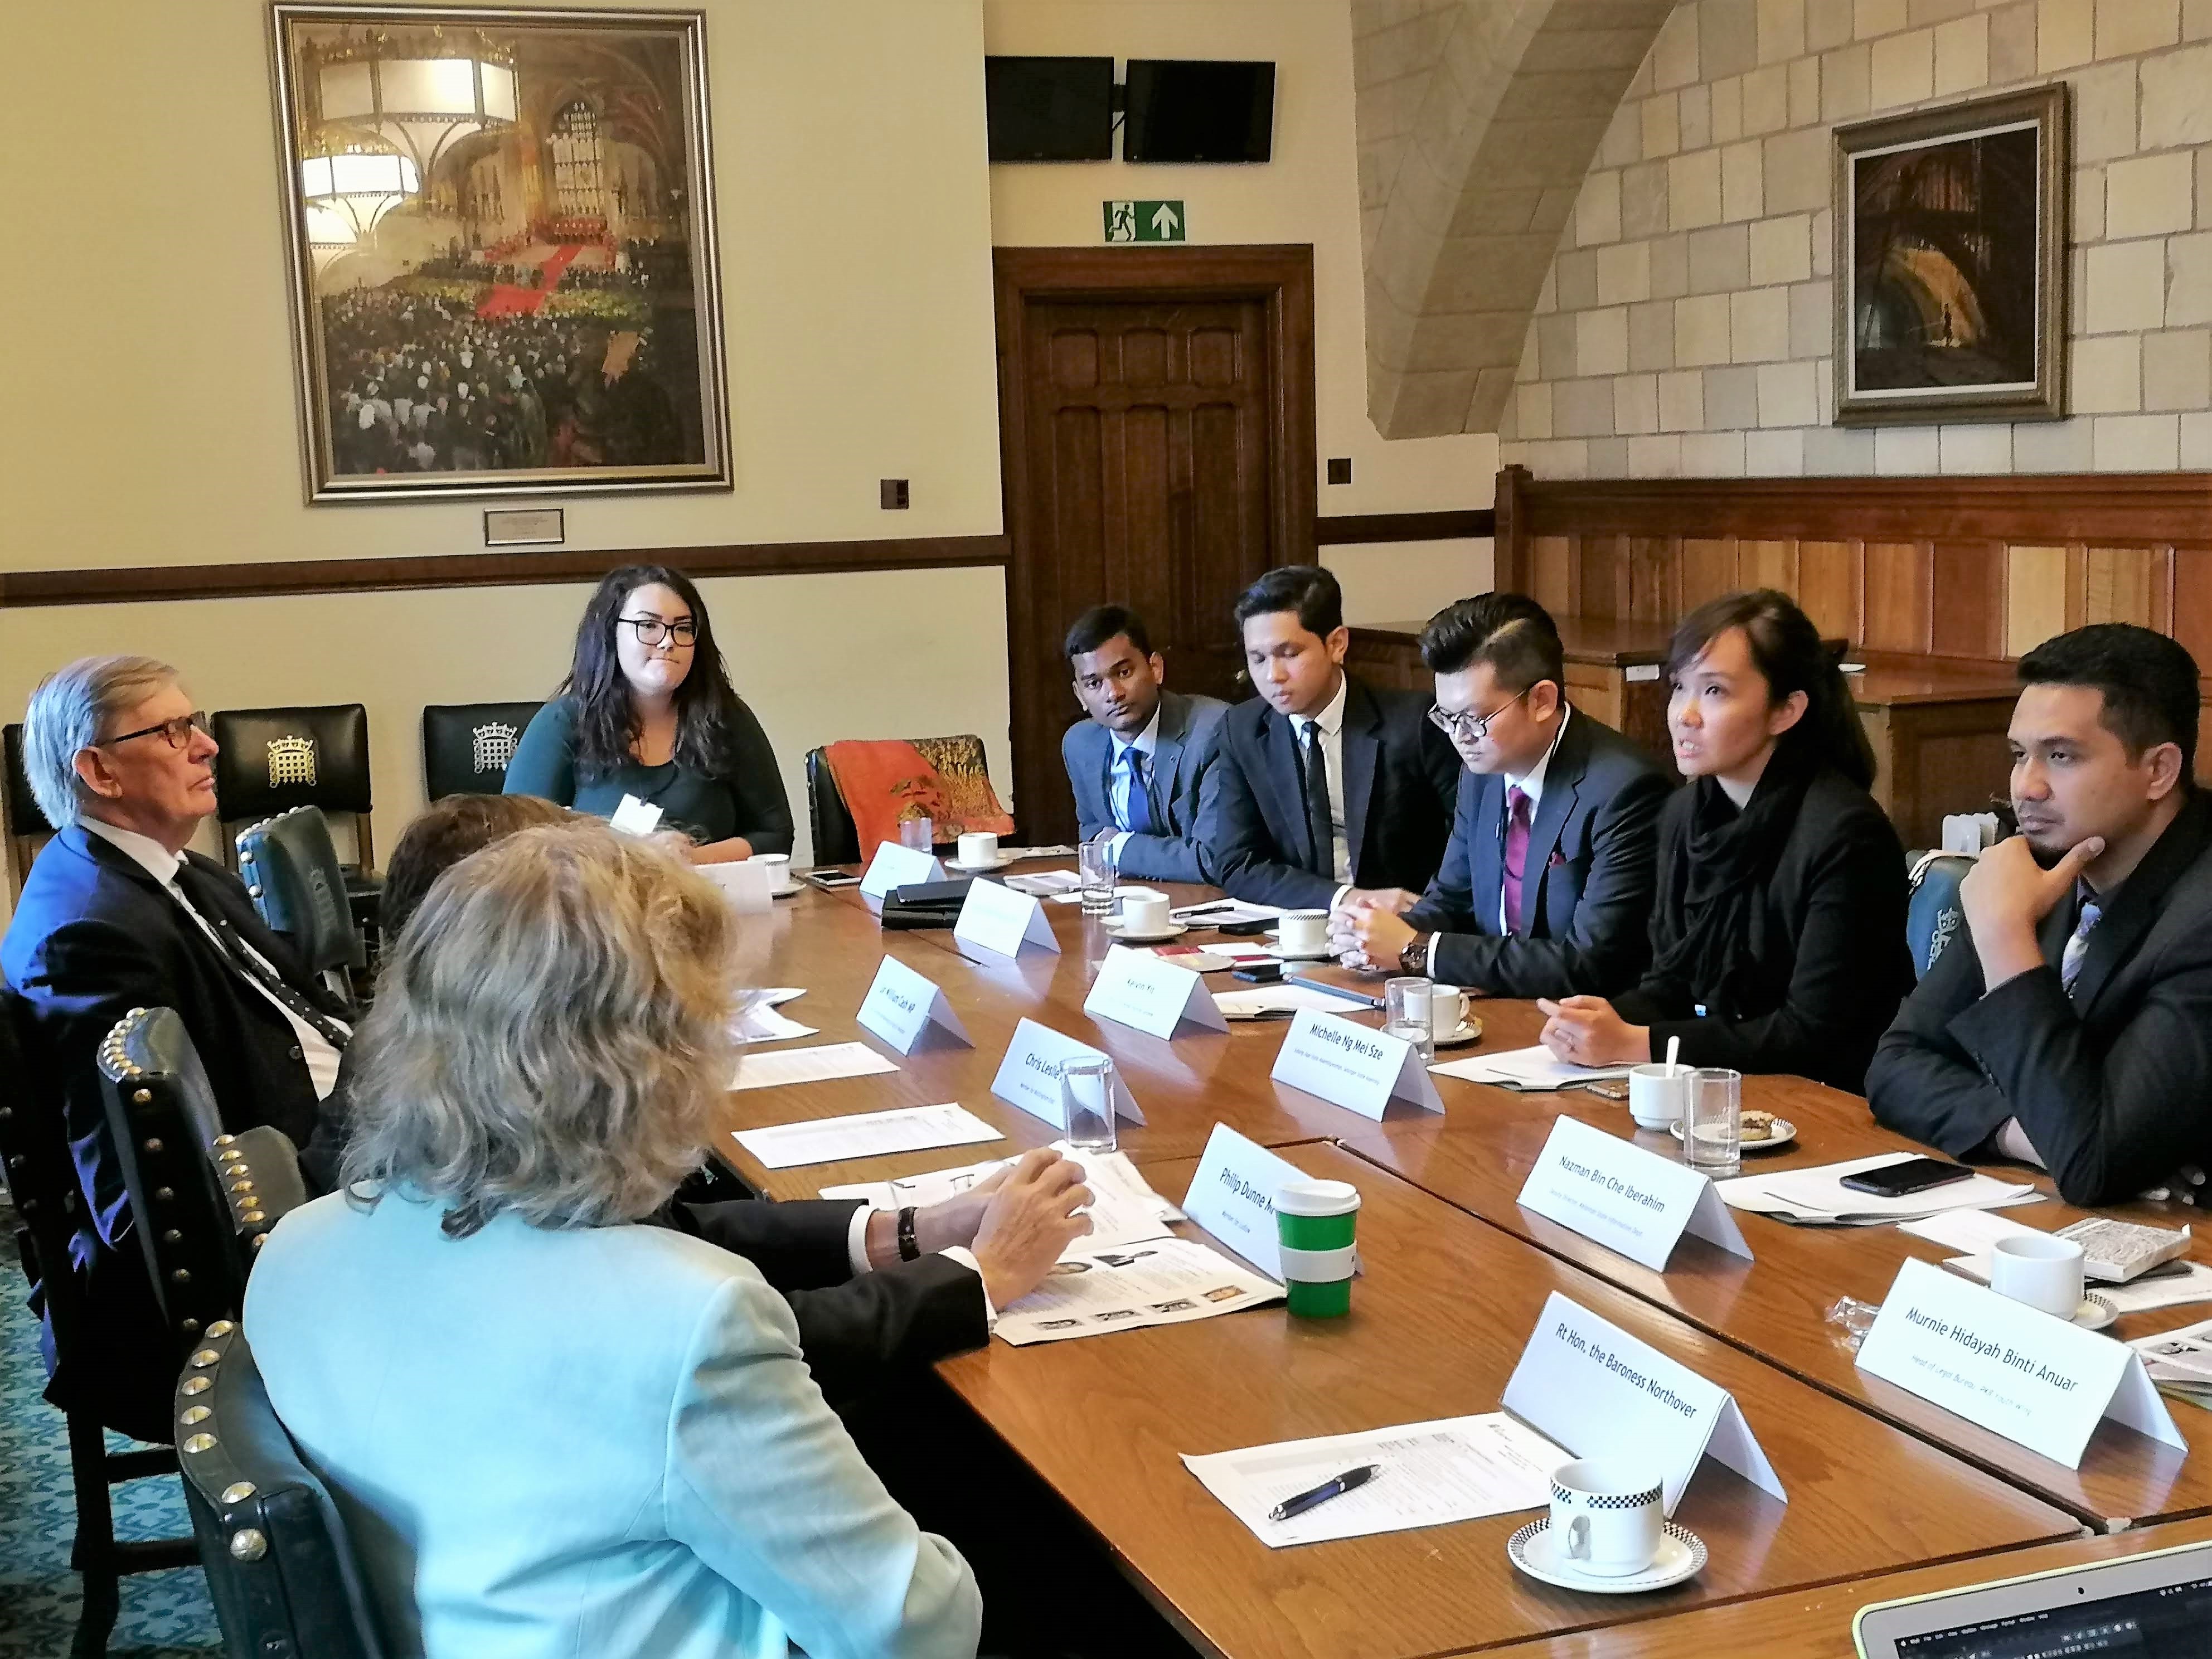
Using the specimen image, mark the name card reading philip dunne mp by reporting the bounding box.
[953,879,1060,958]
[1181,1122,1311,1281]
[1517,1115,1753,1272]
[1856,1257,2184,1470]
[855,955,972,1055]
[859,841,944,899]
[989,1018,1145,1131]
[1083,944,1229,1040]
[1501,1292,1786,1515]
[1268,1008,1443,1121]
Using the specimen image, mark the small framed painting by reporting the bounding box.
[1832,85,2069,426]
[269,4,731,501]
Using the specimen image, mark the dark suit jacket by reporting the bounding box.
[1867,797,2212,1207]
[1196,675,1460,908]
[1612,768,1913,1093]
[2,824,348,1442]
[1061,688,1229,884]
[1401,710,1671,998]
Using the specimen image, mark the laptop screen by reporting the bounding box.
[1893,1565,2212,1657]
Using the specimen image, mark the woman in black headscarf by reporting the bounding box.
[1536,589,1912,1092]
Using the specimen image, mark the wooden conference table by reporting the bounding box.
[707,862,2212,1656]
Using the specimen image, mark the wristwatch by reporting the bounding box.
[896,1206,921,1261]
[1398,934,1431,977]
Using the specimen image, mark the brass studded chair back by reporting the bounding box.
[176,1323,390,1659]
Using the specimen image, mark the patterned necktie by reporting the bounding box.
[1502,785,1533,935]
[174,867,352,1050]
[1122,749,1155,836]
[1300,719,1334,877]
[2060,898,2103,994]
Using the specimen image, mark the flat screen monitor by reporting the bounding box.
[985,56,1114,162]
[1123,59,1275,163]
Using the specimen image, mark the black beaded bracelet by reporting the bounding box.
[896,1206,921,1261]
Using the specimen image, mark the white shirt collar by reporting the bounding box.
[1110,701,1163,763]
[1503,704,1571,807]
[1294,672,1350,739]
[80,815,186,887]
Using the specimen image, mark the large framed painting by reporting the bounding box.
[1832,85,2069,426]
[269,5,730,502]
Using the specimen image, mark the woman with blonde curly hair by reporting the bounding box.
[246,822,981,1659]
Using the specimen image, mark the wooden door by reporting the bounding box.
[996,247,1316,845]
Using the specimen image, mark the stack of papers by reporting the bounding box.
[731,1004,818,1044]
[1431,1045,1632,1090]
[822,1142,1183,1255]
[730,1102,1001,1170]
[1719,1153,2042,1226]
[996,1236,1283,1345]
[2132,1318,2212,1410]
[1007,870,1083,897]
[1182,1414,1566,1548]
[1213,984,1357,1020]
[1170,898,1286,926]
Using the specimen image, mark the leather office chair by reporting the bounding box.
[236,807,366,1006]
[174,1325,389,1659]
[421,701,542,801]
[210,706,382,937]
[3,719,54,898]
[0,991,196,1656]
[1906,851,1975,981]
[804,734,998,865]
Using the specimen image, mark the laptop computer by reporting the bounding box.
[1855,1537,2212,1657]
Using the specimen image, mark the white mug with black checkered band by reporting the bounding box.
[1547,1459,1663,1576]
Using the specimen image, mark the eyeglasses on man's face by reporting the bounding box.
[1428,685,1529,744]
[101,711,208,752]
[619,615,697,648]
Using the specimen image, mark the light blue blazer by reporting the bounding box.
[245,1191,980,1659]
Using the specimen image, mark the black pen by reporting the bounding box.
[1268,1464,1381,1522]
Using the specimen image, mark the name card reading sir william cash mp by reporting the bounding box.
[855,955,971,1055]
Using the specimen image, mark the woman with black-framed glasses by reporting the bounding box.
[504,565,793,861]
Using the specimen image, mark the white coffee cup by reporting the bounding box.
[1278,910,1329,955]
[1119,889,1171,935]
[755,852,792,893]
[1628,1062,1690,1131]
[1989,1233,2087,1320]
[1427,983,1470,1038]
[1548,1459,1664,1577]
[957,831,999,867]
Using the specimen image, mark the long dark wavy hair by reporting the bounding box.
[561,565,745,782]
[1665,588,1876,790]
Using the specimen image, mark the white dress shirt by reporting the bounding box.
[1293,673,1351,885]
[80,816,347,1101]
[1105,702,1164,866]
[840,1209,995,1327]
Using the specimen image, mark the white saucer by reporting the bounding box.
[770,882,803,900]
[1104,919,1189,944]
[1434,1017,1485,1048]
[1668,1117,1797,1154]
[2073,1294,2119,1331]
[947,852,1019,872]
[1265,941,1337,961]
[1506,1520,1706,1594]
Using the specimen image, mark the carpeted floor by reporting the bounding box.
[0,1198,222,1657]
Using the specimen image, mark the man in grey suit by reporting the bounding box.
[1333,593,1670,1000]
[1061,604,1227,884]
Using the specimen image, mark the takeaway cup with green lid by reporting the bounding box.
[1275,1178,1360,1317]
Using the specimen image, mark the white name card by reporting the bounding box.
[1856,1257,2184,1470]
[1182,1123,1309,1282]
[859,841,944,899]
[1268,1009,1442,1121]
[854,954,972,1055]
[953,879,1061,958]
[1517,1115,1752,1273]
[1502,1291,1786,1515]
[1083,944,1229,1040]
[989,1017,1144,1129]
[699,859,775,915]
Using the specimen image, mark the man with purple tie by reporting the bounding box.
[1333,594,1670,1000]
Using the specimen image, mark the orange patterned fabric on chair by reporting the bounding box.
[821,738,1013,863]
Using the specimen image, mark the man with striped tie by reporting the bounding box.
[1869,624,2212,1209]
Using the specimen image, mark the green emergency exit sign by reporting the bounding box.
[1105,200,1186,242]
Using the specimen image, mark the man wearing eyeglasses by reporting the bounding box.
[1332,595,1670,1000]
[3,655,352,1443]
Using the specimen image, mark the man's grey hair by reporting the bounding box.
[22,655,181,829]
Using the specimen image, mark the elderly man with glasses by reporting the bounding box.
[1331,595,1672,1001]
[2,654,353,1444]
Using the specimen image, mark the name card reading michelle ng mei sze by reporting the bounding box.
[1083,944,1229,1040]
[855,954,972,1055]
[989,1018,1146,1131]
[1517,1114,1753,1272]
[1856,1257,2185,1469]
[1268,1009,1442,1121]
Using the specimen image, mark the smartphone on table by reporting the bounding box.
[806,871,864,891]
[1839,1157,1975,1197]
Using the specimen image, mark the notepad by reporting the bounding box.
[731,1102,1002,1170]
[729,1041,900,1092]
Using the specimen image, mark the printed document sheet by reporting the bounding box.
[731,1004,818,1044]
[822,1145,1182,1254]
[1719,1153,2040,1224]
[729,1041,900,1092]
[1183,1414,1566,1548]
[1432,1045,1632,1090]
[996,1237,1282,1346]
[731,1103,1001,1171]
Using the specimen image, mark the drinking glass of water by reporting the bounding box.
[1384,976,1437,1064]
[898,816,934,853]
[1078,835,1118,916]
[1683,1068,1742,1176]
[1060,1056,1119,1153]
